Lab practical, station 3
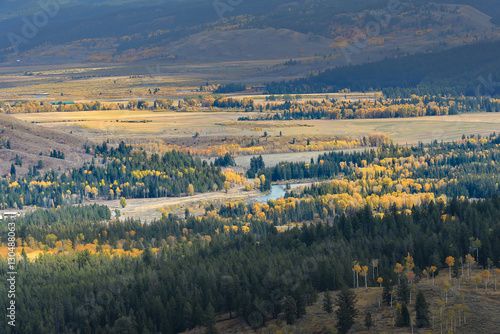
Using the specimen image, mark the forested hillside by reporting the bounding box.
[266,41,500,97]
[1,134,500,333]
[1,0,499,65]
[0,191,498,333]
[0,141,226,208]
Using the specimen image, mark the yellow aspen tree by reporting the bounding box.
[223,181,230,193]
[362,265,369,291]
[394,263,404,284]
[187,184,194,196]
[445,256,455,283]
[475,276,481,292]
[443,282,450,304]
[430,266,437,286]
[377,277,383,307]
[465,254,475,280]
[372,258,379,280]
[404,252,415,271]
[352,261,361,288]
[482,270,490,294]
[407,271,416,304]
[437,298,445,332]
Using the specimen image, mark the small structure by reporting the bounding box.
[3,212,20,219]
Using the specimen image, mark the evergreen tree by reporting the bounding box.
[335,287,358,334]
[364,312,373,331]
[322,289,333,314]
[415,291,430,328]
[204,303,218,334]
[397,276,410,304]
[395,304,410,327]
[382,277,393,306]
[284,296,297,325]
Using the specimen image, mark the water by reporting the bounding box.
[256,185,286,203]
[255,183,310,203]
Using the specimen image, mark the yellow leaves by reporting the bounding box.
[361,265,369,276]
[404,253,415,270]
[481,270,490,280]
[223,169,247,186]
[29,180,55,188]
[187,184,194,196]
[445,256,455,267]
[465,254,475,265]
[131,170,168,180]
[394,263,404,275]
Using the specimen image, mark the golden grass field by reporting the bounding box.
[11,109,500,146]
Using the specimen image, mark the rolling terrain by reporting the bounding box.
[0,113,93,176]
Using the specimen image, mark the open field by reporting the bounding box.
[231,148,370,169]
[0,58,314,101]
[11,110,500,147]
[93,186,260,223]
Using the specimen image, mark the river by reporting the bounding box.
[254,183,310,203]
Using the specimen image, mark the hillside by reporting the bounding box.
[266,41,500,97]
[0,113,94,176]
[182,270,500,334]
[0,0,499,71]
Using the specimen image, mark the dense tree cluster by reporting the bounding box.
[257,133,500,199]
[239,96,500,121]
[0,142,226,208]
[213,153,236,167]
[213,83,246,94]
[1,193,499,333]
[265,41,500,98]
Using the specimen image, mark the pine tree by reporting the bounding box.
[397,276,410,304]
[364,312,374,331]
[294,288,306,318]
[204,303,218,334]
[335,286,358,334]
[382,277,393,305]
[415,291,430,328]
[395,303,410,327]
[284,296,297,325]
[323,289,333,314]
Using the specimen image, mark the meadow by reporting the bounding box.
[12,109,500,147]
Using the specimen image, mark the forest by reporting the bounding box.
[0,192,498,333]
[0,142,226,209]
[251,133,500,200]
[265,42,500,98]
[239,96,500,121]
[0,133,499,333]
